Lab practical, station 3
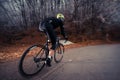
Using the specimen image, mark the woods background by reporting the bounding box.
[0,0,120,43]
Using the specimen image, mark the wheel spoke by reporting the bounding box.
[19,45,46,76]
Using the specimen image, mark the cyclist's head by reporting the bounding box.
[56,13,65,21]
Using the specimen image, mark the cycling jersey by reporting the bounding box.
[39,17,66,38]
[39,17,66,50]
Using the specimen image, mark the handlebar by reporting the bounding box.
[64,39,68,43]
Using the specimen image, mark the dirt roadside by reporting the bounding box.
[0,40,119,63]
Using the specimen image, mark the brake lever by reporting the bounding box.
[64,39,67,43]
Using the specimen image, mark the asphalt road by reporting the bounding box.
[0,44,120,80]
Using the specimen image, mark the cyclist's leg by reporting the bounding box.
[46,24,57,52]
[45,24,57,66]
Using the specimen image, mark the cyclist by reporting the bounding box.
[39,13,68,67]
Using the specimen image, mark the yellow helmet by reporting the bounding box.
[56,13,64,19]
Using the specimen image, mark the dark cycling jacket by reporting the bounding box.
[39,17,66,38]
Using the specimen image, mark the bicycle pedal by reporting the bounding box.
[45,61,49,67]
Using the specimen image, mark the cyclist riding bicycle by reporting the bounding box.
[39,13,68,67]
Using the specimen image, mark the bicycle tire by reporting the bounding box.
[19,44,48,76]
[54,43,64,63]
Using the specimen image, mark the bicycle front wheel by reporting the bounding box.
[19,44,47,76]
[54,43,64,63]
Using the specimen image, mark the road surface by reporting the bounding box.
[0,44,120,80]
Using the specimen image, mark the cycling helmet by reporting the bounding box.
[56,13,65,21]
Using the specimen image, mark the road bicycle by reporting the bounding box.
[19,33,66,77]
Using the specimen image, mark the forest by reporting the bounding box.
[0,0,120,44]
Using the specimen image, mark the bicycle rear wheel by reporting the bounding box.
[19,44,48,76]
[54,43,64,63]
